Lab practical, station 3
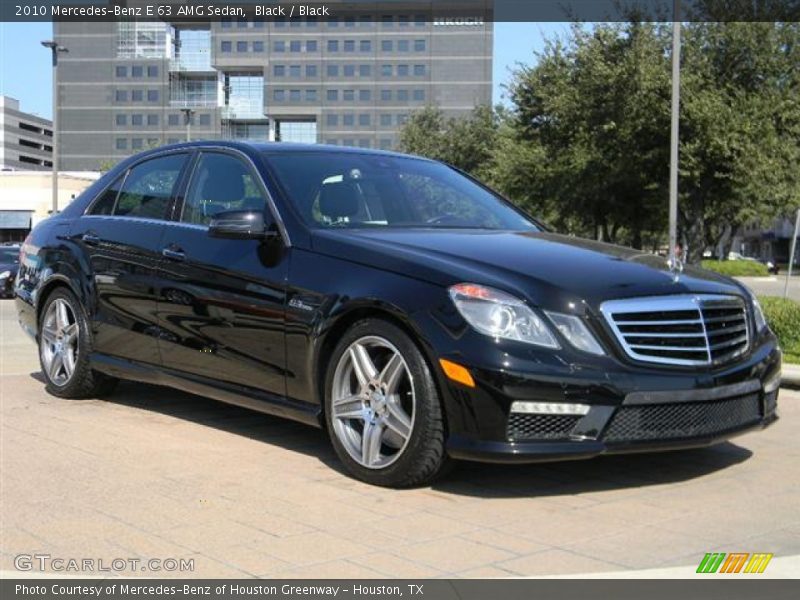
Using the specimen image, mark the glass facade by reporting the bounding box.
[117,22,170,58]
[224,73,265,119]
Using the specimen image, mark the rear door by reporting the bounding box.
[155,149,288,398]
[71,151,190,366]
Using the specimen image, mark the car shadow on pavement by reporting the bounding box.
[35,375,754,497]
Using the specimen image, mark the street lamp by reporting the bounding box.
[41,40,68,215]
[668,0,682,268]
[180,108,195,142]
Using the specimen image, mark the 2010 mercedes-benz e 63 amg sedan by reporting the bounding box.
[16,142,781,487]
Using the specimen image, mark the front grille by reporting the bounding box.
[506,413,580,441]
[604,394,761,442]
[601,294,749,367]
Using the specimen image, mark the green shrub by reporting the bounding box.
[701,260,769,277]
[759,296,800,363]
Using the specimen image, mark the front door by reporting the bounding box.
[155,150,288,398]
[71,152,190,366]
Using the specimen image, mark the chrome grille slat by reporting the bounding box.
[600,294,749,367]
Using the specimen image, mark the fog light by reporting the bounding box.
[510,401,590,416]
[763,370,781,394]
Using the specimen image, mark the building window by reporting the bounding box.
[326,138,338,145]
[381,15,393,28]
[290,19,301,28]
[237,41,248,52]
[328,18,339,28]
[380,138,393,149]
[131,138,143,150]
[381,65,392,77]
[326,114,338,126]
[359,64,371,77]
[274,41,285,52]
[254,20,264,28]
[131,90,143,101]
[274,89,285,101]
[326,64,339,77]
[116,114,127,126]
[147,114,159,126]
[399,15,410,27]
[221,41,232,53]
[131,114,143,126]
[414,40,426,52]
[306,65,318,77]
[116,22,169,59]
[398,40,410,52]
[415,15,426,26]
[274,65,285,77]
[343,89,355,101]
[115,66,127,78]
[344,65,355,77]
[221,18,232,29]
[398,65,409,77]
[306,17,318,28]
[380,114,392,126]
[237,18,247,28]
[327,89,338,101]
[147,89,159,102]
[397,89,409,101]
[380,89,392,101]
[344,17,355,28]
[168,114,179,126]
[307,40,318,52]
[327,40,339,52]
[253,41,264,52]
[359,40,371,52]
[290,41,302,53]
[343,138,355,146]
[168,138,180,144]
[414,64,426,76]
[116,138,127,150]
[359,139,370,148]
[147,138,158,147]
[358,114,370,126]
[274,18,286,28]
[359,90,371,101]
[290,65,301,77]
[397,114,408,125]
[199,114,211,126]
[115,90,128,102]
[413,89,425,101]
[289,89,301,102]
[147,65,158,77]
[343,114,355,126]
[344,40,355,52]
[306,89,318,101]
[132,65,144,77]
[381,40,393,52]
[224,72,265,118]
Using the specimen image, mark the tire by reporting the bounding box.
[38,287,118,399]
[324,318,451,487]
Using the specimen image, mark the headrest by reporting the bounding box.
[201,172,244,203]
[319,181,360,219]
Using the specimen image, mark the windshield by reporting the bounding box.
[264,152,539,231]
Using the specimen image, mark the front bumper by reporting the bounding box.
[441,334,781,464]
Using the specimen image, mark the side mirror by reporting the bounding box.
[208,210,278,240]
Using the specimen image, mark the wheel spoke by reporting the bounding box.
[62,323,78,340]
[56,300,69,331]
[48,353,64,381]
[361,420,383,466]
[332,395,365,420]
[383,397,412,440]
[62,347,76,378]
[379,353,405,395]
[41,325,58,344]
[350,343,378,388]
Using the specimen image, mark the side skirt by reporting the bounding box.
[89,353,322,428]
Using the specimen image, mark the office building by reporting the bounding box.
[0,96,54,171]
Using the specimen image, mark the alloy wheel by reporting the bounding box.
[330,336,415,469]
[40,298,79,386]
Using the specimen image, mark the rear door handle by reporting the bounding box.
[81,233,100,245]
[162,246,186,261]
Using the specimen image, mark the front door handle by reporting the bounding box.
[81,232,100,245]
[162,246,186,261]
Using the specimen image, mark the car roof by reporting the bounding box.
[135,140,433,162]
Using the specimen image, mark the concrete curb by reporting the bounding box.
[782,363,800,389]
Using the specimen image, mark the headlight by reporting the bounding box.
[544,311,606,355]
[0,270,10,280]
[747,289,768,333]
[449,283,558,348]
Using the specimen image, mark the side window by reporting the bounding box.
[89,173,126,215]
[181,153,267,226]
[114,154,188,220]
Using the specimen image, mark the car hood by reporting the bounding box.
[311,229,746,308]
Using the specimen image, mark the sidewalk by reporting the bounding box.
[782,363,800,388]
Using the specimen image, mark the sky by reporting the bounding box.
[0,21,567,120]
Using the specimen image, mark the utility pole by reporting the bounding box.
[785,208,800,299]
[668,0,682,268]
[180,108,195,142]
[41,40,68,215]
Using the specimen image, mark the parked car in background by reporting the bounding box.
[15,142,782,487]
[0,245,20,298]
[728,252,779,274]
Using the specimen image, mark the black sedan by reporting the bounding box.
[15,142,781,487]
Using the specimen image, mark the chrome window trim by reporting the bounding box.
[600,294,749,367]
